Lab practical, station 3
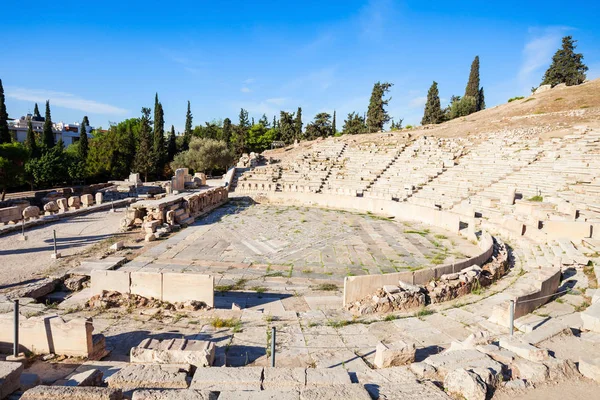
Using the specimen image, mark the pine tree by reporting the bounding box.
[222,118,232,147]
[167,125,177,162]
[366,82,393,133]
[332,110,337,136]
[541,36,588,87]
[26,119,38,157]
[477,88,485,112]
[153,94,166,177]
[79,116,89,161]
[272,115,277,129]
[0,79,10,143]
[33,103,41,119]
[251,117,255,126]
[134,107,154,182]
[294,107,303,141]
[259,114,269,127]
[465,56,480,99]
[184,100,193,150]
[342,112,366,135]
[422,81,444,125]
[279,111,296,144]
[42,100,55,148]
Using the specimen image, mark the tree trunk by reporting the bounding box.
[1,189,6,202]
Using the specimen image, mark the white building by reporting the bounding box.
[8,114,94,147]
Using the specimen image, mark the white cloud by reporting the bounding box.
[6,87,128,115]
[409,96,427,108]
[240,87,252,93]
[266,98,287,106]
[518,26,570,90]
[243,78,255,84]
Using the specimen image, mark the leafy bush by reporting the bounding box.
[508,96,524,102]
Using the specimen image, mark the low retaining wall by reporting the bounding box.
[343,232,494,306]
[91,270,214,307]
[0,314,100,357]
[488,268,561,327]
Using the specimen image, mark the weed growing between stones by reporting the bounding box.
[314,283,338,291]
[211,317,242,329]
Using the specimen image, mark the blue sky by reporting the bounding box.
[2,0,599,131]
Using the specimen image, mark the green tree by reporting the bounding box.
[366,82,393,132]
[153,94,166,177]
[541,36,588,87]
[342,112,367,135]
[477,88,485,112]
[183,100,193,150]
[25,141,68,188]
[445,95,476,120]
[87,118,138,181]
[294,107,303,141]
[279,111,295,144]
[0,142,28,199]
[0,79,10,143]
[305,112,332,139]
[42,100,55,148]
[222,118,232,147]
[171,138,233,176]
[422,81,444,125]
[79,116,89,161]
[231,108,249,155]
[25,119,38,157]
[33,103,41,118]
[247,123,276,153]
[331,110,337,136]
[259,114,270,127]
[463,56,484,113]
[134,107,154,182]
[167,125,177,162]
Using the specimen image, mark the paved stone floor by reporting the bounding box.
[133,201,479,281]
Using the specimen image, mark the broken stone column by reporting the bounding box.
[130,338,215,368]
[129,173,142,186]
[81,194,94,207]
[22,206,40,220]
[57,198,68,212]
[374,340,416,368]
[95,192,103,205]
[43,201,59,215]
[68,196,81,210]
[501,187,516,205]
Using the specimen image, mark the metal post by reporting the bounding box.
[509,300,515,336]
[53,230,57,255]
[21,218,25,238]
[271,327,276,367]
[111,200,115,212]
[13,300,19,357]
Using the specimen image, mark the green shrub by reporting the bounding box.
[508,96,524,102]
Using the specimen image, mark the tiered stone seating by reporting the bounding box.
[365,136,466,201]
[409,136,541,210]
[233,165,281,193]
[321,142,403,196]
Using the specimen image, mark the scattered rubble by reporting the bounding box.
[86,290,210,311]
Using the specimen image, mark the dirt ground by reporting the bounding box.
[493,379,600,400]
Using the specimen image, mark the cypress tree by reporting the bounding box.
[167,125,177,162]
[251,117,255,126]
[259,114,269,127]
[272,115,277,129]
[183,100,192,150]
[366,82,393,133]
[422,81,444,125]
[33,103,41,118]
[26,119,38,157]
[42,100,55,148]
[79,116,89,161]
[222,118,232,147]
[134,107,154,182]
[541,36,588,87]
[477,88,486,112]
[465,56,480,99]
[153,94,166,177]
[332,110,336,136]
[0,79,10,143]
[294,107,303,140]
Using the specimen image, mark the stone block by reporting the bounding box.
[444,368,487,400]
[511,359,549,383]
[581,302,600,332]
[374,340,416,368]
[57,198,68,211]
[43,201,59,213]
[132,389,217,400]
[143,220,161,233]
[68,196,81,209]
[21,386,123,399]
[162,273,214,307]
[262,367,306,390]
[130,272,163,300]
[145,233,156,242]
[423,349,503,378]
[22,206,40,219]
[131,339,215,368]
[218,390,299,400]
[91,270,131,296]
[110,241,124,251]
[190,367,263,391]
[300,384,371,400]
[371,382,451,400]
[498,339,549,362]
[81,194,94,207]
[107,364,190,391]
[20,372,41,391]
[305,368,350,386]
[579,357,600,383]
[96,193,104,205]
[64,369,103,387]
[0,361,24,399]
